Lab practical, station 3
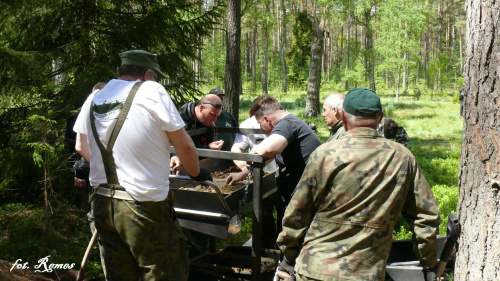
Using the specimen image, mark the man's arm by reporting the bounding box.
[251,134,288,158]
[402,160,441,269]
[231,144,248,170]
[167,128,200,177]
[276,150,322,263]
[75,133,90,163]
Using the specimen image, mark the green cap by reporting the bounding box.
[119,50,166,79]
[343,87,382,117]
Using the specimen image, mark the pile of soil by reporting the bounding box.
[178,166,249,194]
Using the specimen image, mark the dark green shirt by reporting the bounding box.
[326,119,346,142]
[214,111,237,151]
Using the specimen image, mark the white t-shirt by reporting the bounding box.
[73,79,185,202]
[234,116,276,173]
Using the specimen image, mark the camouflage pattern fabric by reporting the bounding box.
[92,195,189,281]
[326,119,346,143]
[377,117,410,147]
[277,127,440,281]
[295,272,324,281]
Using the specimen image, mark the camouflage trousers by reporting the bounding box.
[92,194,189,281]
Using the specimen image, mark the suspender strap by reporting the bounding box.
[90,82,144,185]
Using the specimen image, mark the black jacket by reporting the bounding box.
[178,102,215,149]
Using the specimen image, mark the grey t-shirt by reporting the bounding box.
[272,114,321,201]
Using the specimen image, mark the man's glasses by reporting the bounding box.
[202,102,224,110]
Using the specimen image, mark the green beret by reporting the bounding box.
[343,87,382,117]
[119,50,166,79]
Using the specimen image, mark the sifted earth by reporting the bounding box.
[178,166,248,194]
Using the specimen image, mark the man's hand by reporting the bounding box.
[209,140,224,150]
[226,168,249,186]
[74,177,86,189]
[423,265,443,281]
[170,155,181,175]
[189,168,213,182]
[276,257,295,281]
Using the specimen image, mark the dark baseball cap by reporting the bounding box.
[209,88,224,97]
[119,50,166,79]
[343,87,382,118]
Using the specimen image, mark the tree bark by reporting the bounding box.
[225,0,241,122]
[305,16,323,116]
[281,0,287,93]
[261,0,270,94]
[345,13,350,91]
[252,0,258,91]
[245,32,251,80]
[456,1,500,280]
[362,8,376,92]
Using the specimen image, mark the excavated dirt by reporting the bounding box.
[178,166,248,194]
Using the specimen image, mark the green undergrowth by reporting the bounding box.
[0,202,104,280]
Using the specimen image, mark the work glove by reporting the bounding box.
[189,168,213,182]
[423,265,440,281]
[276,257,295,280]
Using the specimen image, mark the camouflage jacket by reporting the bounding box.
[277,127,440,281]
[326,119,346,143]
[377,117,409,147]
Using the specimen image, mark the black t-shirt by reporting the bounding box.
[272,114,321,201]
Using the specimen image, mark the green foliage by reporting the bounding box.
[393,223,413,240]
[201,40,226,86]
[376,0,427,90]
[287,11,312,86]
[432,184,459,235]
[0,0,225,204]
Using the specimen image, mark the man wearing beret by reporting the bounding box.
[276,87,441,281]
[74,50,211,281]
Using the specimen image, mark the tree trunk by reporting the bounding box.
[252,0,258,91]
[395,68,400,102]
[345,13,350,91]
[456,1,500,280]
[245,32,251,80]
[281,0,287,93]
[225,0,241,122]
[403,24,409,89]
[261,0,270,94]
[305,17,323,116]
[438,2,443,52]
[403,52,409,89]
[459,25,463,72]
[425,29,430,88]
[366,24,375,91]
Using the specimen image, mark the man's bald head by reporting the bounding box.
[199,94,223,106]
[195,94,223,126]
[322,93,345,127]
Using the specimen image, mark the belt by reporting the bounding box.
[96,186,135,201]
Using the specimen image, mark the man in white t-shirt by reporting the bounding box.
[74,50,211,281]
[227,115,276,184]
[226,111,278,249]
